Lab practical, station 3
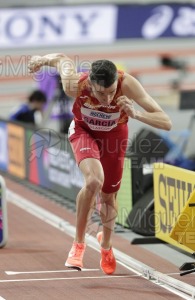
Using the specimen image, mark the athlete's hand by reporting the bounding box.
[116,96,137,119]
[28,56,46,73]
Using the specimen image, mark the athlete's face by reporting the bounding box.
[90,81,118,106]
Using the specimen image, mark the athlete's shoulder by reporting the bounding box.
[121,72,137,86]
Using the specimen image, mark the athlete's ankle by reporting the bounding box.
[74,240,85,244]
[100,242,111,250]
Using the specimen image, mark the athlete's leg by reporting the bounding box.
[96,192,118,274]
[65,122,105,268]
[95,125,128,252]
[65,157,104,268]
[75,157,104,243]
[99,191,118,249]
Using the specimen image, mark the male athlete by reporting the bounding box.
[28,53,172,275]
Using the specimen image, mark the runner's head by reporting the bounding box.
[89,60,118,105]
[90,60,118,88]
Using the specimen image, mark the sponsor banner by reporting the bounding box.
[117,4,195,39]
[27,128,84,201]
[153,163,195,253]
[0,5,117,48]
[1,3,194,48]
[0,121,8,172]
[7,123,26,179]
[170,189,195,252]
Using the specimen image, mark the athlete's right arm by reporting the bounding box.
[28,53,79,98]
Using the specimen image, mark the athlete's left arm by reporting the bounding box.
[117,73,172,131]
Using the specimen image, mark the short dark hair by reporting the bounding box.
[89,60,118,88]
[28,90,47,103]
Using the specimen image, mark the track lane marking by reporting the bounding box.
[0,275,138,283]
[5,269,99,275]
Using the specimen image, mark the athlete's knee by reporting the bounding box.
[101,192,117,205]
[85,175,104,194]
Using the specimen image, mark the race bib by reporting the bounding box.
[81,107,120,131]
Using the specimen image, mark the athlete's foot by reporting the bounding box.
[65,241,86,269]
[97,231,116,275]
[28,53,65,73]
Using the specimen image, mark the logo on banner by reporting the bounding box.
[142,5,195,39]
[0,5,117,48]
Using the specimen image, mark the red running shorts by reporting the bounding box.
[68,120,128,193]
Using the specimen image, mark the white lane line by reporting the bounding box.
[5,269,99,275]
[0,297,6,300]
[0,275,136,283]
